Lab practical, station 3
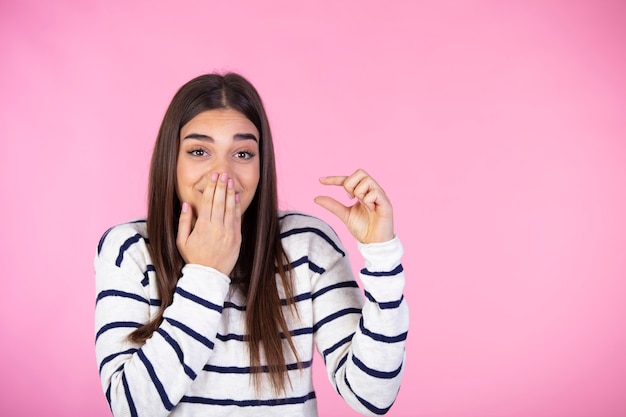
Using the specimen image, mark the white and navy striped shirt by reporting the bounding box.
[95,211,408,416]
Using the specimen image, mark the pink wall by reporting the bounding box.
[1,1,625,416]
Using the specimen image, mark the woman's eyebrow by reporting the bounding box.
[234,133,258,142]
[183,133,213,141]
[182,133,258,142]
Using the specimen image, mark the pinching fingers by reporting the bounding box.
[313,195,350,224]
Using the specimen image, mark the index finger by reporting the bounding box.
[318,176,348,186]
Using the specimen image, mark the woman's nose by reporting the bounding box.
[212,157,232,177]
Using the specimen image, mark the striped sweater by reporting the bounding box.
[94,211,408,417]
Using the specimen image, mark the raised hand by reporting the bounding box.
[176,172,242,275]
[314,169,395,244]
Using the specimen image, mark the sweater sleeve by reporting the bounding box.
[312,234,408,416]
[94,224,231,417]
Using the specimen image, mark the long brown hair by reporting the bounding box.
[130,72,299,393]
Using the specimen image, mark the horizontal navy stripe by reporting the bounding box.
[289,327,313,337]
[224,301,246,311]
[227,291,327,308]
[165,318,214,349]
[344,374,394,415]
[175,287,222,312]
[279,212,343,240]
[95,289,158,307]
[105,383,112,410]
[313,308,361,333]
[322,333,354,362]
[105,361,124,405]
[334,352,349,378]
[156,328,196,380]
[279,212,317,221]
[204,360,312,374]
[142,264,155,287]
[364,291,404,309]
[288,255,326,274]
[215,326,313,343]
[312,281,359,300]
[360,264,404,277]
[216,333,245,342]
[99,348,138,374]
[288,256,308,269]
[115,234,143,267]
[284,291,312,305]
[181,391,316,407]
[138,349,175,411]
[97,227,113,255]
[359,318,408,343]
[121,372,138,417]
[281,227,345,257]
[352,355,403,379]
[227,295,336,309]
[96,321,142,342]
[94,286,361,310]
[226,293,318,308]
[96,289,148,305]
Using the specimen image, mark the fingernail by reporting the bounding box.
[228,179,234,189]
[182,202,189,213]
[235,193,240,203]
[220,172,228,181]
[211,173,219,182]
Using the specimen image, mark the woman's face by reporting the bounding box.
[176,108,261,216]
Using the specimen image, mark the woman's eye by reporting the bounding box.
[235,151,255,159]
[188,149,207,157]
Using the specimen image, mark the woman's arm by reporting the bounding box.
[94,224,231,417]
[311,232,408,416]
[313,169,409,415]
[95,173,243,416]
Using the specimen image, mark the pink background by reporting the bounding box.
[1,1,625,416]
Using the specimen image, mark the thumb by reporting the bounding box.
[314,196,349,224]
[176,202,192,253]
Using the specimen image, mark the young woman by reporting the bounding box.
[95,72,408,417]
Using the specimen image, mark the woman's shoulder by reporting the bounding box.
[278,210,335,234]
[278,210,346,257]
[96,218,149,264]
